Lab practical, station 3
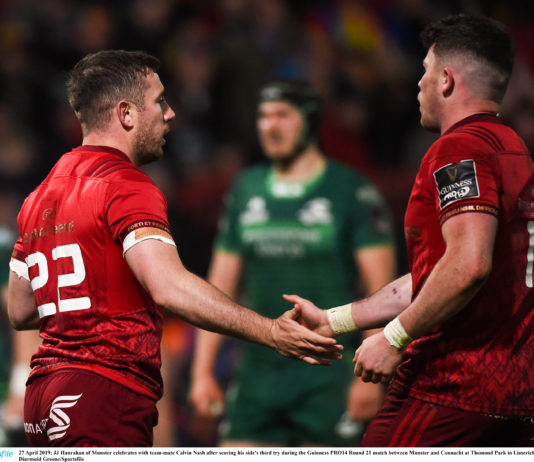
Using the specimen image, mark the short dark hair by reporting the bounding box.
[420,14,514,103]
[67,50,160,132]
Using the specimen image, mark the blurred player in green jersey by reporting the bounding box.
[189,79,396,446]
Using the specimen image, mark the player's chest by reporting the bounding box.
[235,194,345,258]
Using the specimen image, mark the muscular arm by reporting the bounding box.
[398,213,495,338]
[354,212,497,382]
[189,251,243,417]
[125,238,341,364]
[352,273,412,330]
[284,273,412,337]
[7,270,40,330]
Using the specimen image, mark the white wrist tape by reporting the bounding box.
[383,317,413,350]
[326,303,357,335]
[9,363,31,396]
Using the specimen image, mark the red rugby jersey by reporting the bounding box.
[12,146,171,400]
[394,114,534,415]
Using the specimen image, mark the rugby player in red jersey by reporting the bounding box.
[7,50,341,447]
[287,14,534,446]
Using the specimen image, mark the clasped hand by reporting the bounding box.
[271,304,343,365]
[283,294,403,381]
[353,333,402,383]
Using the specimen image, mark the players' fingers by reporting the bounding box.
[290,320,339,346]
[303,340,344,356]
[286,307,299,320]
[302,332,340,347]
[282,294,305,305]
[370,373,383,384]
[360,369,373,383]
[296,336,343,360]
[297,339,343,357]
[300,356,332,366]
[354,361,363,377]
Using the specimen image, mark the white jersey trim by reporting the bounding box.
[122,230,176,255]
[9,258,29,281]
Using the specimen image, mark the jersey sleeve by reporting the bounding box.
[351,178,395,250]
[105,175,172,244]
[427,135,500,225]
[214,177,243,255]
[9,236,29,280]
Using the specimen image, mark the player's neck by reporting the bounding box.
[440,99,500,135]
[273,147,326,182]
[82,131,134,162]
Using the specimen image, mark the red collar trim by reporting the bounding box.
[443,113,502,137]
[72,145,132,163]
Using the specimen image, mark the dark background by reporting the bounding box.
[0,0,533,446]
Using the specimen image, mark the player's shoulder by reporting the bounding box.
[230,163,269,190]
[89,156,150,184]
[102,163,153,185]
[434,117,521,157]
[59,146,151,185]
[237,163,270,181]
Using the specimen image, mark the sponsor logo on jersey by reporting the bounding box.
[24,419,48,436]
[240,197,269,225]
[23,221,75,244]
[433,159,480,209]
[42,208,56,221]
[271,181,304,198]
[46,393,83,442]
[297,198,333,225]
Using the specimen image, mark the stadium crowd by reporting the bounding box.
[0,0,534,447]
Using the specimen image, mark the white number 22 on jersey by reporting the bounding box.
[27,243,91,318]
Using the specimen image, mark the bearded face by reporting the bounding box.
[131,72,174,166]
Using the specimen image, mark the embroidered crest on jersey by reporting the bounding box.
[433,159,479,209]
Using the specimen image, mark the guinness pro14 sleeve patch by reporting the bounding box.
[433,159,480,209]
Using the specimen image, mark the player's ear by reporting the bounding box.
[117,101,135,129]
[441,67,454,97]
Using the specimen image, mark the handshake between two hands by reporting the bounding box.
[276,294,402,385]
[271,294,339,366]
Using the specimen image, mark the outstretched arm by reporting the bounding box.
[284,273,412,337]
[125,237,342,365]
